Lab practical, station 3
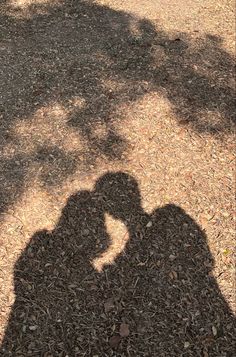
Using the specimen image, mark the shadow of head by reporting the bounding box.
[94,172,145,223]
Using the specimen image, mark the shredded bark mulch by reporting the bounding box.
[0,1,235,356]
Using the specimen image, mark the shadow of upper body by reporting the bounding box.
[1,173,235,356]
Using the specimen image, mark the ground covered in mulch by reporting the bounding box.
[0,0,235,356]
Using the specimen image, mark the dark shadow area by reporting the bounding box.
[1,172,235,356]
[0,0,235,214]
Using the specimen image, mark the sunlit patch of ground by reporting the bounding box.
[10,0,55,7]
[2,0,62,18]
[92,213,129,272]
[97,0,235,54]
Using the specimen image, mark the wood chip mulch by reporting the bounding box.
[0,1,235,356]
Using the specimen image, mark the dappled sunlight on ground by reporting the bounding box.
[13,102,83,154]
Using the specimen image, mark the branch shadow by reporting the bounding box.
[1,172,235,355]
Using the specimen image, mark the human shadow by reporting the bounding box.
[0,0,235,214]
[1,172,235,356]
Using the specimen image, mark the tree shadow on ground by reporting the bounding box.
[0,0,235,213]
[1,172,235,356]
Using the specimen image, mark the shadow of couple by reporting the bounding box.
[1,172,235,356]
